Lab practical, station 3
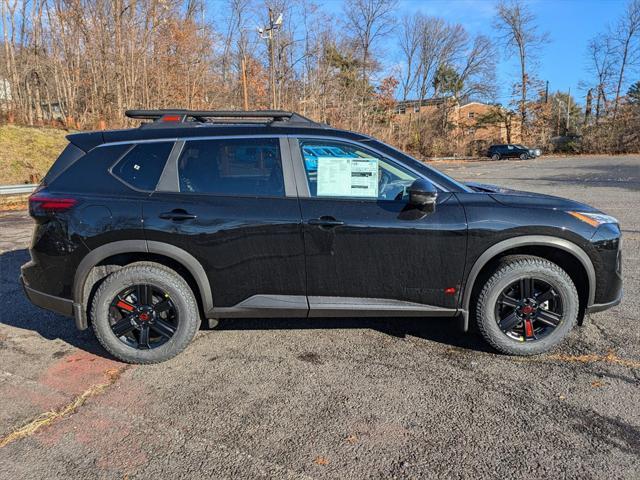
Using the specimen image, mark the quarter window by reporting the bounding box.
[300,140,418,201]
[177,138,284,196]
[112,142,173,191]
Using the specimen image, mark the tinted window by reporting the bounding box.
[49,144,131,192]
[178,138,284,196]
[300,139,417,201]
[112,142,173,190]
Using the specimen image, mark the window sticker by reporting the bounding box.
[316,156,379,197]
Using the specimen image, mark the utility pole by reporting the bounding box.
[566,87,571,134]
[544,81,549,103]
[258,9,282,110]
[241,53,249,111]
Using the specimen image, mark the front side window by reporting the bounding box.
[112,142,173,190]
[177,138,284,197]
[300,139,418,201]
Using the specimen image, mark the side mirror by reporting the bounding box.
[408,178,438,212]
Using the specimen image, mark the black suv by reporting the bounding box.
[487,144,539,160]
[21,110,622,363]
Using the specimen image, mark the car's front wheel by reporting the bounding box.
[476,256,579,355]
[91,262,201,364]
[519,153,529,160]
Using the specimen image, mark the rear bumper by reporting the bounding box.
[21,275,74,317]
[21,275,85,330]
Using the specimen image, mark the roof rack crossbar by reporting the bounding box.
[124,109,317,125]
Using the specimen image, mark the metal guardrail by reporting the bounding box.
[0,184,38,195]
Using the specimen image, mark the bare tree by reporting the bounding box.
[612,0,640,118]
[343,0,397,125]
[586,36,617,122]
[457,34,496,100]
[397,14,422,101]
[495,0,549,132]
[416,18,466,102]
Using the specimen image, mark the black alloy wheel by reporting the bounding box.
[108,284,178,349]
[494,277,563,343]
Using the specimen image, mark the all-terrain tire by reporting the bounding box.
[476,256,579,356]
[91,262,200,364]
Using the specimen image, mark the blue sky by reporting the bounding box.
[320,0,633,105]
[399,0,630,104]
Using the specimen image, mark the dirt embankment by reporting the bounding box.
[0,125,69,185]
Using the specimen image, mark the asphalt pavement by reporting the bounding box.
[0,154,638,479]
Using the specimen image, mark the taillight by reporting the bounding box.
[29,192,78,212]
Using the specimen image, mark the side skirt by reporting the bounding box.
[308,296,457,318]
[208,295,458,319]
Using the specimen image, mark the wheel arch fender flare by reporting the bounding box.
[460,235,596,330]
[73,240,213,329]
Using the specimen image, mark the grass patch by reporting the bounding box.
[0,366,126,448]
[0,125,70,184]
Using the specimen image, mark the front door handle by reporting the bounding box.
[159,209,197,221]
[307,216,345,228]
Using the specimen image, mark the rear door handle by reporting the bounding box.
[307,216,344,228]
[159,210,197,221]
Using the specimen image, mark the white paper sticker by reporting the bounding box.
[316,157,378,198]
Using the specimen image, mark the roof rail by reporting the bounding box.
[124,109,322,127]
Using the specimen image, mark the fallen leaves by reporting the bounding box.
[543,350,640,369]
[313,456,329,465]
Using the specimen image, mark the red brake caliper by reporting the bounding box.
[524,318,534,339]
[116,300,135,312]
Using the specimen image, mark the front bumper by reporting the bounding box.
[587,288,623,313]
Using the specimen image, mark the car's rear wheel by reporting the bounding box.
[476,256,579,355]
[519,153,529,160]
[91,262,200,364]
[491,153,500,161]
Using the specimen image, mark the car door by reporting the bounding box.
[290,137,467,316]
[143,136,307,317]
[505,145,517,158]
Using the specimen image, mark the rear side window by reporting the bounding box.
[177,138,284,197]
[112,142,173,191]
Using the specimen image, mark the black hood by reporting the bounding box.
[465,182,600,213]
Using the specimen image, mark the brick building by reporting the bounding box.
[394,98,521,150]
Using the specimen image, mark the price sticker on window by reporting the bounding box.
[316,157,378,197]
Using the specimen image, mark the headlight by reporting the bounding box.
[568,211,618,227]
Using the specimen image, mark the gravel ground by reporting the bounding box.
[0,154,638,479]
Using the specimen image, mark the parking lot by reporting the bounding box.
[0,154,638,479]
